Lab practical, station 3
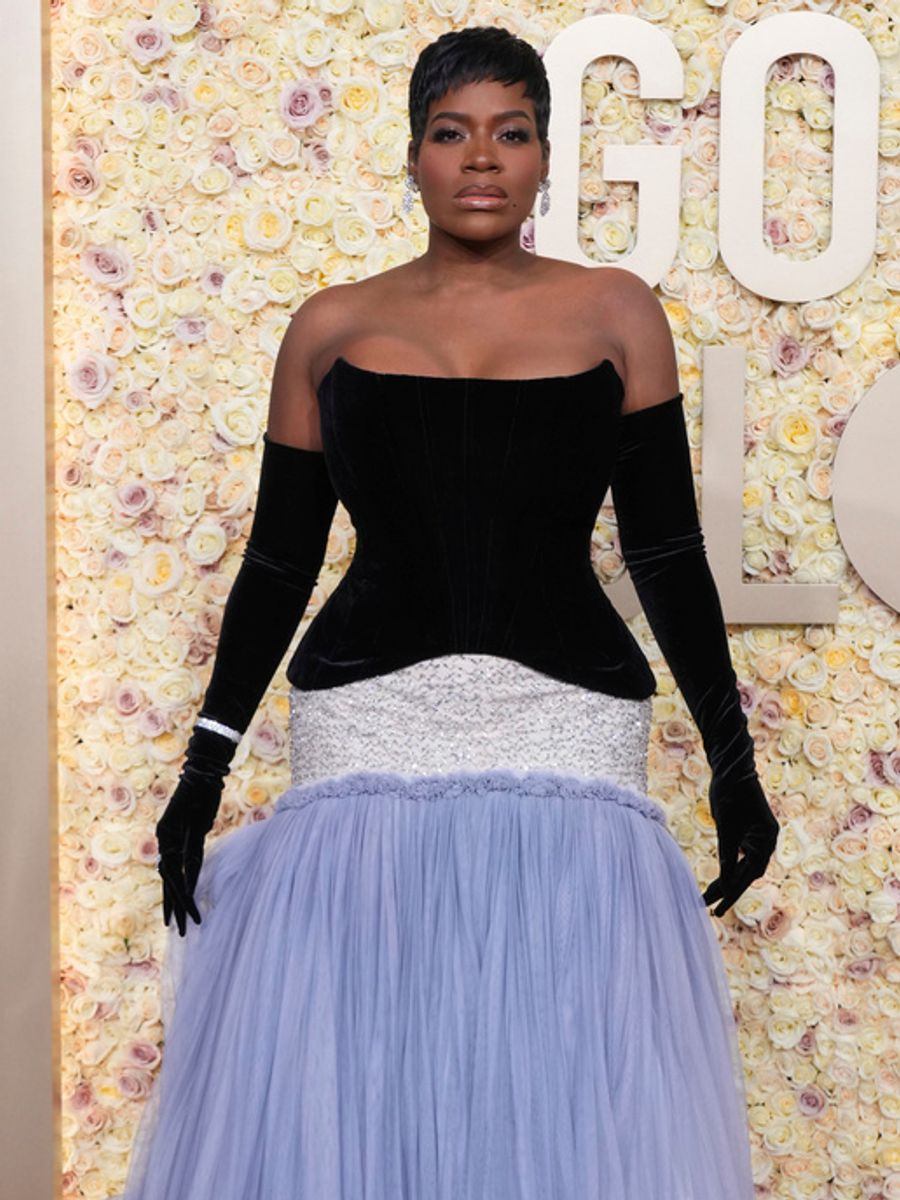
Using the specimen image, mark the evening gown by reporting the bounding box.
[119,355,757,1199]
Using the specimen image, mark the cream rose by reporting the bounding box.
[185,521,227,565]
[134,543,183,598]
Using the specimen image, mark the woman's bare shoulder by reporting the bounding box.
[580,267,680,413]
[266,284,363,450]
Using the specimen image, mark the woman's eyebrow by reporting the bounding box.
[428,109,533,124]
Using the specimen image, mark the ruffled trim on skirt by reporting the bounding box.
[120,766,754,1200]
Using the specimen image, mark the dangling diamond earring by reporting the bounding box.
[538,177,550,216]
[402,170,418,215]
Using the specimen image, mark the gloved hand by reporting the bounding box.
[155,724,236,936]
[701,774,780,917]
[610,393,779,916]
[154,432,338,936]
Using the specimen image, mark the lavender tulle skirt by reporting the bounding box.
[119,653,755,1199]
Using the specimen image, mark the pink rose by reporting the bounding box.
[309,141,330,170]
[760,907,791,940]
[196,606,222,638]
[124,958,160,982]
[69,1082,94,1111]
[137,708,167,737]
[698,93,719,117]
[116,1068,154,1101]
[736,679,757,714]
[796,1028,817,1054]
[846,956,882,979]
[62,61,87,87]
[797,1085,827,1117]
[645,114,678,142]
[149,778,171,802]
[107,782,135,813]
[135,510,162,534]
[186,635,216,665]
[59,461,84,489]
[220,517,242,540]
[250,718,286,762]
[115,480,155,517]
[123,21,173,66]
[114,683,144,716]
[279,79,325,130]
[769,334,810,378]
[764,217,789,246]
[769,56,799,83]
[137,835,158,861]
[81,242,134,288]
[211,143,236,167]
[56,152,103,199]
[73,135,102,160]
[141,84,182,111]
[123,388,152,412]
[844,802,873,830]
[200,265,225,294]
[68,352,116,408]
[757,693,784,729]
[175,316,207,345]
[126,1040,162,1069]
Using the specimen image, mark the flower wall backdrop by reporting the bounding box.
[50,0,900,1196]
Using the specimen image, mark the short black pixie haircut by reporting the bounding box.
[407,26,550,161]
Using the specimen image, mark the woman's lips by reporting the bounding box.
[455,193,507,207]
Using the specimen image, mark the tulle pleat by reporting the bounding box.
[120,768,754,1200]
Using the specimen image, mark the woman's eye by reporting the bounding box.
[433,128,529,142]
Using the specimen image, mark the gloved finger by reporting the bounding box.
[157,850,192,934]
[183,836,206,925]
[717,823,743,873]
[738,846,770,883]
[183,842,205,912]
[701,875,724,906]
[741,826,777,868]
[713,855,761,917]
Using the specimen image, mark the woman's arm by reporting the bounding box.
[607,272,778,915]
[155,293,339,934]
[196,291,339,735]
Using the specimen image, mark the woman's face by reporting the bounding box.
[409,78,548,239]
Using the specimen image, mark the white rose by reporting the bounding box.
[185,521,227,565]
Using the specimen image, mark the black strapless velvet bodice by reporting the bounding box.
[285,355,657,698]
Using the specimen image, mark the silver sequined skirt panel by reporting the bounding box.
[289,652,651,795]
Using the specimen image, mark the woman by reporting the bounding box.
[130,25,779,1200]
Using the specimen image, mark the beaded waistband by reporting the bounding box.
[288,653,652,798]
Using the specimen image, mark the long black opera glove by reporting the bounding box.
[155,434,338,935]
[610,395,779,917]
